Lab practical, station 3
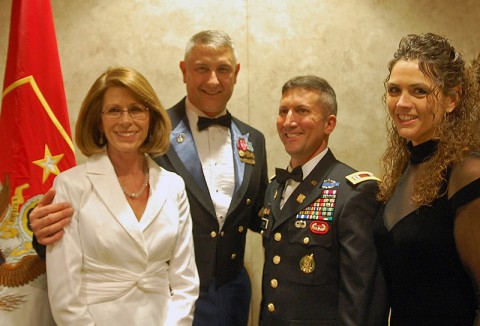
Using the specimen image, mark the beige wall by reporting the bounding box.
[1,0,479,324]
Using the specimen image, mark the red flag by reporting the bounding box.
[0,0,75,324]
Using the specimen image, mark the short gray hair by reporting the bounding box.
[184,30,238,64]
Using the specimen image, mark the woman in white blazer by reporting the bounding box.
[47,67,199,326]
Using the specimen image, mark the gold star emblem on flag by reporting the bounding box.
[33,144,64,183]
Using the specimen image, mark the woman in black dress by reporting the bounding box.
[374,33,480,325]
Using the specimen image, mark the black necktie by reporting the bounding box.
[197,112,232,131]
[275,166,303,184]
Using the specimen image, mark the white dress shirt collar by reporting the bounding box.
[280,147,329,209]
[289,146,329,178]
[185,97,228,130]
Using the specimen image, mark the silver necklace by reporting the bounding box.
[119,164,149,199]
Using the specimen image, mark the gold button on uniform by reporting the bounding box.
[273,255,281,264]
[220,231,225,237]
[246,198,251,205]
[274,233,282,241]
[210,231,217,238]
[231,253,237,260]
[270,279,278,288]
[267,303,275,312]
[238,226,244,233]
[303,237,310,244]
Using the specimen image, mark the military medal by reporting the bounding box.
[296,180,338,221]
[310,221,329,234]
[321,179,340,189]
[300,254,315,273]
[295,220,307,228]
[295,194,336,221]
[237,137,256,165]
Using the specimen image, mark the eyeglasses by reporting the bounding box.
[102,105,150,120]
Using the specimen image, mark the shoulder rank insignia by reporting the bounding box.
[346,171,381,185]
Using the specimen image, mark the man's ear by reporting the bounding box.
[179,61,187,83]
[324,115,337,135]
[233,63,240,84]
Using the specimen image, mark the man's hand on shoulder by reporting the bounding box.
[30,188,73,245]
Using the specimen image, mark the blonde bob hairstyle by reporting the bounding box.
[75,66,171,157]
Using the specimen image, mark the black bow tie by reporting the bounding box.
[275,166,303,184]
[197,112,232,131]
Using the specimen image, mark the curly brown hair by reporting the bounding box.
[473,52,480,85]
[378,33,480,206]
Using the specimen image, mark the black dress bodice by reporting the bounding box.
[373,141,479,325]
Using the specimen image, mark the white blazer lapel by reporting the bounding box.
[86,154,147,252]
[138,156,167,230]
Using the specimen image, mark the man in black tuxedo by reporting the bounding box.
[259,75,387,325]
[30,30,267,326]
[155,30,268,325]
